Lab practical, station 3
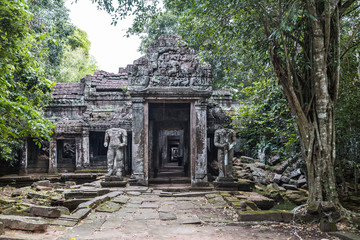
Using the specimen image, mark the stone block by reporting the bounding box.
[65,181,76,188]
[29,206,61,218]
[0,222,3,235]
[100,181,127,188]
[273,174,282,184]
[11,190,23,197]
[27,192,49,199]
[0,215,48,232]
[63,199,90,212]
[320,219,338,232]
[296,178,307,188]
[112,196,130,204]
[282,184,298,190]
[288,169,302,179]
[96,202,121,213]
[71,208,92,220]
[237,210,291,222]
[32,180,51,188]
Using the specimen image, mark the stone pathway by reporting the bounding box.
[1,187,343,240]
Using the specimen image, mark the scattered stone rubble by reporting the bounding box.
[233,156,309,206]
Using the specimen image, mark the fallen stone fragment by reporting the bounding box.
[96,201,121,213]
[44,218,78,227]
[0,215,48,232]
[177,216,201,224]
[282,184,298,191]
[127,191,141,196]
[237,210,292,223]
[27,192,49,199]
[29,206,61,218]
[172,192,211,197]
[0,222,3,235]
[63,199,91,211]
[159,212,177,221]
[112,196,129,204]
[320,218,338,232]
[11,190,23,197]
[32,180,51,188]
[65,181,76,188]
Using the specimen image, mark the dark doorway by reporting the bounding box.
[89,131,107,168]
[27,139,49,173]
[148,103,190,183]
[57,139,76,172]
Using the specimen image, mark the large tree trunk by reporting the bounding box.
[305,7,339,205]
[265,0,342,214]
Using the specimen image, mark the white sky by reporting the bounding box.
[65,0,143,73]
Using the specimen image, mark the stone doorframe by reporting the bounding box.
[130,97,209,187]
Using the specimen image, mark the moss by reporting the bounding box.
[271,201,297,211]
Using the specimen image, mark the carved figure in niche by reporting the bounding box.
[104,128,127,179]
[214,128,236,181]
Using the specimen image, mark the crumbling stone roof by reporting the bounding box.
[52,82,84,100]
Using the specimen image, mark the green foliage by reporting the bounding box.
[232,77,299,159]
[57,44,98,82]
[0,0,54,163]
[67,28,91,56]
[28,0,75,80]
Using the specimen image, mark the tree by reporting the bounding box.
[28,0,75,81]
[57,28,98,82]
[90,0,360,217]
[0,0,53,163]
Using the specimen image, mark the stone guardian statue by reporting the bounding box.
[104,128,127,180]
[214,128,236,181]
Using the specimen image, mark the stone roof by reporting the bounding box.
[52,82,84,99]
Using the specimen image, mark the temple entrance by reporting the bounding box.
[148,103,190,184]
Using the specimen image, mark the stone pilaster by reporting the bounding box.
[130,98,146,184]
[19,139,28,175]
[48,138,57,174]
[75,136,83,169]
[192,100,208,187]
[82,130,90,168]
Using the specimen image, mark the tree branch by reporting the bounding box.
[340,22,360,58]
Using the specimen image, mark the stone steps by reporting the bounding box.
[149,177,190,184]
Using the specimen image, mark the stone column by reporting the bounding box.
[130,98,146,184]
[82,130,90,168]
[75,136,83,169]
[192,100,209,187]
[19,139,28,175]
[48,137,57,174]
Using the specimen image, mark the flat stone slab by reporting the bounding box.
[127,191,141,196]
[235,192,275,210]
[0,215,48,232]
[159,212,177,221]
[237,210,292,223]
[112,195,130,204]
[172,192,213,197]
[140,202,158,209]
[68,208,92,220]
[124,186,148,193]
[45,218,78,227]
[213,181,251,191]
[100,181,127,188]
[96,201,122,213]
[177,216,201,224]
[29,206,61,218]
[329,231,360,240]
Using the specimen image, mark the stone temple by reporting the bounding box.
[20,35,237,187]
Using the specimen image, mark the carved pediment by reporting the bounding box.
[128,35,212,92]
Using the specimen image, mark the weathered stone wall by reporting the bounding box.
[25,35,236,177]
